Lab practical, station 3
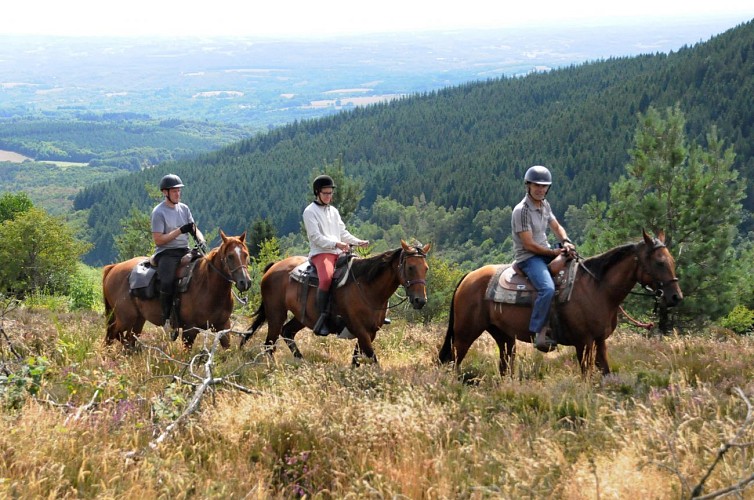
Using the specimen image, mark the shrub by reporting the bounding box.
[720,305,754,334]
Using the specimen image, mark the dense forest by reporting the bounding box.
[72,20,754,266]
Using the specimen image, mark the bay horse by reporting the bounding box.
[102,230,251,349]
[240,240,431,365]
[439,230,682,376]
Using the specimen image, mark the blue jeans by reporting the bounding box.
[518,255,555,333]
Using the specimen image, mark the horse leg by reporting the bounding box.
[575,341,598,375]
[352,337,378,367]
[490,326,516,377]
[119,317,145,351]
[593,338,611,375]
[261,311,288,358]
[281,318,305,359]
[181,327,200,350]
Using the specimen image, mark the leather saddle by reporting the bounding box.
[128,249,202,299]
[485,254,579,305]
[289,252,357,289]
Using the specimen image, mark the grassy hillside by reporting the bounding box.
[1,304,752,498]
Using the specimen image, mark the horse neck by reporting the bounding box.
[596,246,641,304]
[354,254,402,303]
[197,252,232,290]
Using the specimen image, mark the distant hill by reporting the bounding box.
[75,20,754,265]
[0,115,252,170]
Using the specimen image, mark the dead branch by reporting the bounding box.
[147,328,263,450]
[690,387,754,499]
[0,296,22,363]
[148,329,224,449]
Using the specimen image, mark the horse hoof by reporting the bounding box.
[170,329,179,341]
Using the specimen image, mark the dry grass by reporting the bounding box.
[1,306,753,498]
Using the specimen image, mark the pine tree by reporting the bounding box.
[581,105,745,326]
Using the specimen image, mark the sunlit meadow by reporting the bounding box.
[1,302,753,498]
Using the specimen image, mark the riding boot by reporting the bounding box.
[160,291,175,337]
[535,325,557,353]
[313,289,331,336]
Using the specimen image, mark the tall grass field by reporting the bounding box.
[1,302,753,498]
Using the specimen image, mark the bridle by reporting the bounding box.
[635,239,679,298]
[198,242,250,304]
[575,240,678,299]
[352,245,429,310]
[398,246,428,291]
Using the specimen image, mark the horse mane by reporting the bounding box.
[350,247,403,283]
[581,243,637,281]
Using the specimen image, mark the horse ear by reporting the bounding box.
[422,242,432,255]
[656,229,665,243]
[220,229,228,242]
[642,228,652,246]
[401,239,409,251]
[239,231,246,243]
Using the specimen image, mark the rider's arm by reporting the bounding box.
[153,229,181,247]
[550,219,575,250]
[517,230,560,257]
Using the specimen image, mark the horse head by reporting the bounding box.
[637,229,683,307]
[216,230,251,292]
[399,239,432,309]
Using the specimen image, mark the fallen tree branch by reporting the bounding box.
[147,328,264,449]
[690,387,754,499]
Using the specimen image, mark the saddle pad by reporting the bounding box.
[485,260,580,304]
[129,260,156,290]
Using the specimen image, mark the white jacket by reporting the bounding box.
[303,202,365,257]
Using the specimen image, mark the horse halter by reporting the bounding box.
[398,246,428,291]
[636,239,679,297]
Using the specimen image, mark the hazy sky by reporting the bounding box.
[4,0,754,38]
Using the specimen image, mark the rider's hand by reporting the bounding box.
[180,222,195,234]
[562,242,576,257]
[359,240,369,247]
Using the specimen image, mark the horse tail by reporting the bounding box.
[239,261,277,347]
[102,264,116,326]
[240,302,267,347]
[438,273,468,364]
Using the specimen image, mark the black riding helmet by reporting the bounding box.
[524,165,552,185]
[312,174,336,195]
[160,174,184,191]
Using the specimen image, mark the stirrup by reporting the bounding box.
[534,327,557,353]
[162,319,180,341]
[313,314,330,336]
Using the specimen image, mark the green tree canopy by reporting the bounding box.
[0,208,92,297]
[0,192,33,223]
[575,105,745,324]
